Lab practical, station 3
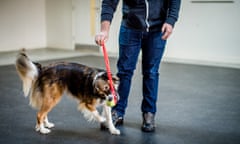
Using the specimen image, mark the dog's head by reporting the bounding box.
[93,72,119,101]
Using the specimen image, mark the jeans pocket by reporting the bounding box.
[119,25,142,45]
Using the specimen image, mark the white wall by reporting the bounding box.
[74,0,121,53]
[75,0,99,45]
[46,0,73,50]
[165,1,240,67]
[105,0,122,54]
[0,0,73,52]
[0,0,46,52]
[0,0,239,67]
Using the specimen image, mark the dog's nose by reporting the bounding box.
[107,95,113,101]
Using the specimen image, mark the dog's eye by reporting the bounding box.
[104,85,109,91]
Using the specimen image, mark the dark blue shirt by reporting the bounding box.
[101,0,181,32]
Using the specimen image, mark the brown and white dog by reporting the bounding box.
[15,50,120,135]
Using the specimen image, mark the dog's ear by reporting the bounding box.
[112,75,119,89]
[94,79,110,93]
[112,75,119,83]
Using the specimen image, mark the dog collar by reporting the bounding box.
[92,71,105,87]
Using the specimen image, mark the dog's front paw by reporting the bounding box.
[110,128,120,135]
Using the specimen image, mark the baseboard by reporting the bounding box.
[162,57,240,69]
[75,44,99,53]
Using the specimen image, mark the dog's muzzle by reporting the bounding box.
[107,94,113,102]
[107,93,119,102]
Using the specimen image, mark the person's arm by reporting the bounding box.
[95,0,119,45]
[162,0,181,40]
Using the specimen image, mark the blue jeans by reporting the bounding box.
[113,25,166,117]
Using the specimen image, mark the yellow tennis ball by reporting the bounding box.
[106,100,116,107]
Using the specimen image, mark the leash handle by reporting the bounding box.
[101,42,117,103]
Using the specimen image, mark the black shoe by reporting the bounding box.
[112,110,124,126]
[100,110,124,130]
[141,112,155,132]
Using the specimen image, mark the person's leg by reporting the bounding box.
[141,31,166,132]
[113,25,142,119]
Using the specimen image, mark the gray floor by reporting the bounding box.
[0,51,240,144]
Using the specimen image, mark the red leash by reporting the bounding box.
[101,42,117,105]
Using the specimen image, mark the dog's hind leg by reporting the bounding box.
[36,108,51,134]
[44,116,55,129]
[35,84,62,134]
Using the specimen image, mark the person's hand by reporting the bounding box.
[95,31,109,45]
[95,21,110,45]
[161,23,173,40]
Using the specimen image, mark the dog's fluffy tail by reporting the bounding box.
[15,49,39,97]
